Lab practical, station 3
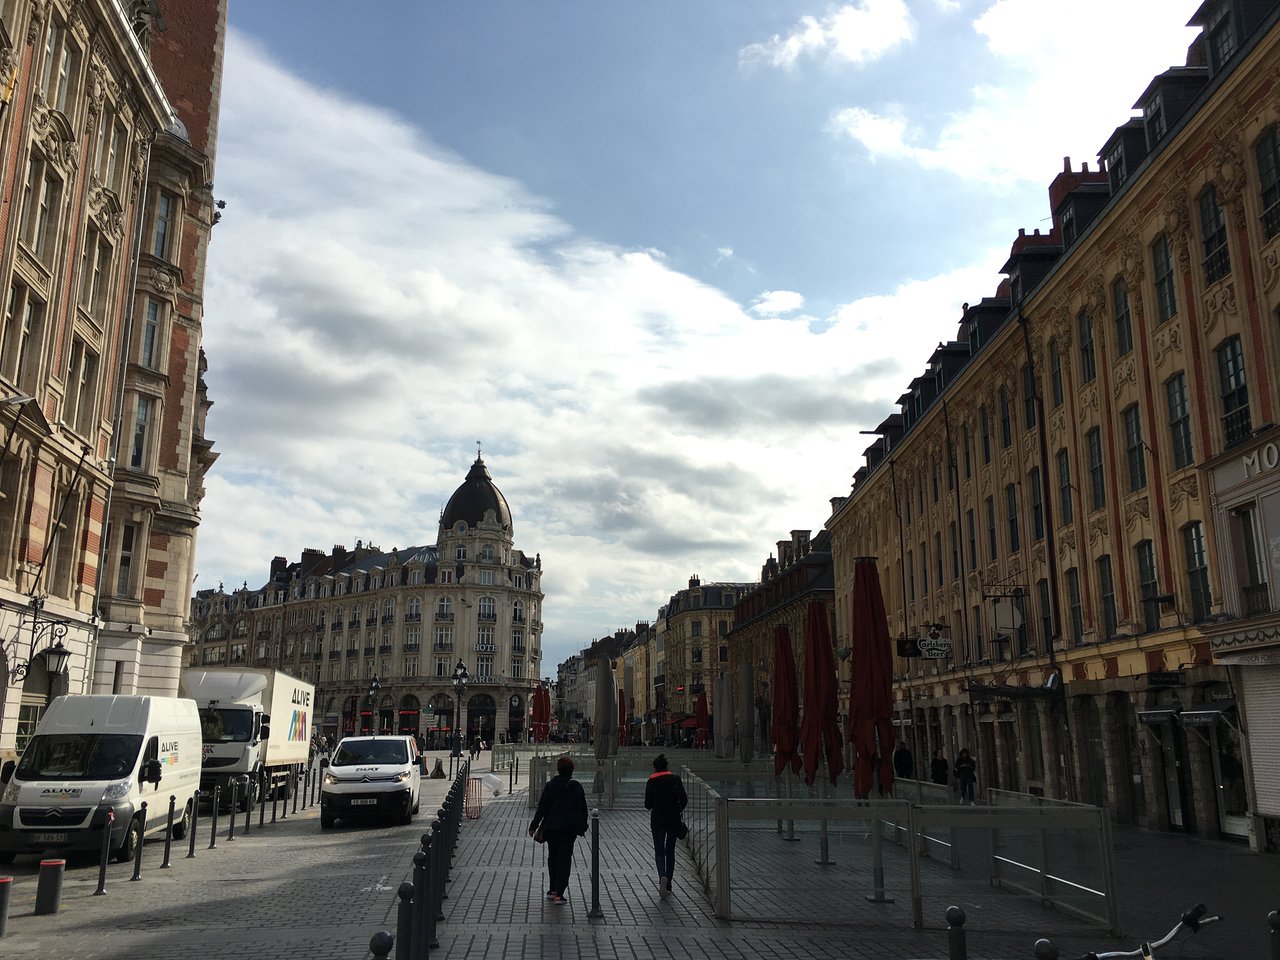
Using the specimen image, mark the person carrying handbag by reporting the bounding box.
[529,755,589,905]
[643,753,688,898]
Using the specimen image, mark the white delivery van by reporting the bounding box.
[320,735,423,828]
[0,695,202,864]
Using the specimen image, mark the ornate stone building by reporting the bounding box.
[0,0,222,761]
[187,456,544,747]
[828,0,1280,851]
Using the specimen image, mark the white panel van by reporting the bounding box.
[0,695,202,864]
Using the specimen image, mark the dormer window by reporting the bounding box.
[1205,3,1237,76]
[1144,95,1166,150]
[1105,143,1127,193]
[1060,204,1077,246]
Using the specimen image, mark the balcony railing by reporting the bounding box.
[346,649,358,658]
[1243,581,1272,617]
[435,612,454,622]
[477,612,497,623]
[333,622,343,631]
[405,613,421,623]
[379,644,393,654]
[404,643,420,653]
[382,615,394,624]
[364,646,375,656]
[366,617,378,626]
[433,643,453,652]
[329,651,341,660]
[348,619,359,628]
[313,624,324,632]
[513,614,525,624]
[1224,407,1253,448]
[512,646,526,656]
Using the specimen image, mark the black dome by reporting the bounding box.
[441,456,512,531]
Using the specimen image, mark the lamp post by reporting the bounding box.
[364,675,381,735]
[5,596,73,683]
[451,659,469,759]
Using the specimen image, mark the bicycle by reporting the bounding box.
[1032,904,1224,959]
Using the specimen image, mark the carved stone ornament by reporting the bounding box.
[31,103,78,175]
[1113,356,1137,397]
[1088,514,1109,546]
[1000,446,1014,476]
[1264,246,1280,293]
[28,0,49,45]
[152,267,175,293]
[87,62,106,119]
[1152,323,1183,368]
[1212,131,1248,209]
[1124,496,1150,531]
[1202,281,1238,335]
[1085,275,1107,319]
[1118,231,1146,286]
[1058,529,1077,560]
[1032,542,1046,566]
[1077,383,1099,423]
[1163,189,1190,237]
[1050,408,1066,438]
[1170,474,1200,512]
[87,182,126,240]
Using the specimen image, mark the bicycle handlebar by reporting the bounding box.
[1033,905,1223,960]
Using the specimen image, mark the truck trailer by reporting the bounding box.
[180,668,314,808]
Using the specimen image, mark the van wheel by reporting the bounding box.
[114,815,142,863]
[0,851,15,865]
[172,801,193,841]
[411,795,420,815]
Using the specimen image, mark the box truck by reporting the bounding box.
[0,695,202,864]
[180,668,314,808]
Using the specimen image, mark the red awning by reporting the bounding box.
[681,718,697,729]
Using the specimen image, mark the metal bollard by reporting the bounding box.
[209,786,221,849]
[395,882,414,960]
[227,779,238,841]
[588,808,603,918]
[1033,940,1060,960]
[272,777,279,822]
[130,802,147,881]
[292,769,299,815]
[95,810,115,895]
[310,764,318,806]
[244,777,253,835]
[258,773,267,827]
[0,875,10,936]
[411,849,428,957]
[161,795,176,869]
[188,790,201,859]
[369,931,394,959]
[438,810,452,893]
[34,859,64,915]
[431,827,445,929]
[946,905,967,960]
[1269,910,1280,960]
[509,761,514,795]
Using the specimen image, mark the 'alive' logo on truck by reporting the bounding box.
[287,710,308,742]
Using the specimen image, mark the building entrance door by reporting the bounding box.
[1156,722,1189,830]
[1210,719,1249,839]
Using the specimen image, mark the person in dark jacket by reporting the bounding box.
[954,748,977,805]
[892,741,914,780]
[529,755,589,904]
[930,748,949,787]
[643,753,688,898]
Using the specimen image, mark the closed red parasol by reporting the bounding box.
[694,691,710,748]
[771,624,801,777]
[531,684,551,743]
[800,599,844,786]
[846,557,895,798]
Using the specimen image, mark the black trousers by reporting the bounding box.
[545,831,576,895]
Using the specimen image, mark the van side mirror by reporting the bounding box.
[259,713,271,742]
[1,759,14,784]
[143,758,163,785]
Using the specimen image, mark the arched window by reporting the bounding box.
[408,596,421,618]
[512,599,525,623]
[384,598,395,619]
[436,596,452,618]
[478,596,496,620]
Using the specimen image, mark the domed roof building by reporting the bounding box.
[188,457,544,748]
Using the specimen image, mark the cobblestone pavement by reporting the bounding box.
[2,754,1269,959]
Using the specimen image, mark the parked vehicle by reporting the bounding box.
[180,668,314,809]
[320,735,423,828]
[0,695,202,864]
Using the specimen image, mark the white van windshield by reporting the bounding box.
[17,734,143,781]
[200,707,254,743]
[332,740,407,766]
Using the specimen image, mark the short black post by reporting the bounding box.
[1033,939,1060,960]
[509,761,513,795]
[411,849,427,957]
[310,765,317,806]
[161,795,176,869]
[1268,910,1280,960]
[187,791,201,859]
[588,808,603,918]
[395,882,414,960]
[227,779,238,841]
[244,777,253,835]
[0,875,10,936]
[258,773,267,827]
[281,773,288,820]
[130,802,147,881]
[272,776,279,822]
[946,905,967,960]
[34,859,64,915]
[209,786,220,848]
[292,769,299,815]
[438,810,451,892]
[95,810,115,895]
[369,931,394,959]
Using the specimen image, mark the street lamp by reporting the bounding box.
[364,674,381,735]
[451,659,469,759]
[5,596,73,682]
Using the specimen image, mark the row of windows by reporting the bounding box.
[283,564,531,603]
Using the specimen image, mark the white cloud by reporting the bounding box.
[200,31,1009,668]
[740,1,915,70]
[934,0,962,11]
[829,0,1202,184]
[750,290,806,316]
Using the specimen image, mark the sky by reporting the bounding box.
[198,0,1204,670]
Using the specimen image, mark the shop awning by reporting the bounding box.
[681,718,697,728]
[1137,708,1178,725]
[1179,701,1235,726]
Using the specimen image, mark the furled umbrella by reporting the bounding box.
[530,686,547,744]
[694,690,710,749]
[771,624,801,777]
[737,660,755,763]
[799,599,845,787]
[846,557,896,798]
[592,662,617,791]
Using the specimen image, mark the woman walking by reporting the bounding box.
[529,755,589,905]
[930,748,949,787]
[643,753,687,898]
[954,747,977,805]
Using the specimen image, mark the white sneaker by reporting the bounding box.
[660,877,670,898]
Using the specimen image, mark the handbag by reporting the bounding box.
[533,824,546,844]
[676,820,689,840]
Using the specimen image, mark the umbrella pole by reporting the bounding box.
[815,766,835,865]
[865,803,894,903]
[782,770,798,842]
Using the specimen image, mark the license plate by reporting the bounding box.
[33,832,68,843]
[349,799,377,806]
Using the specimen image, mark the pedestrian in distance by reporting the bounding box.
[930,748,949,787]
[644,753,688,898]
[892,740,914,780]
[954,747,977,805]
[529,755,589,905]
